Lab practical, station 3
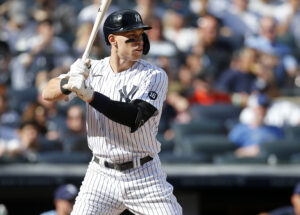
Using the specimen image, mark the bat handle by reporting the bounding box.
[82,53,89,63]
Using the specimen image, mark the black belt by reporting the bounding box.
[93,156,153,171]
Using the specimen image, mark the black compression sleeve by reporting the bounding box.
[89,92,158,132]
[89,92,138,128]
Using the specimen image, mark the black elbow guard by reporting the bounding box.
[130,99,157,133]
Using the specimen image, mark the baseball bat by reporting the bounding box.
[82,0,112,62]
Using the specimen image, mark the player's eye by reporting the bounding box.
[125,34,142,43]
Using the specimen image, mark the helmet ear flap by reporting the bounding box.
[142,32,150,55]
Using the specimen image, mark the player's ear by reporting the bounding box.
[108,34,117,46]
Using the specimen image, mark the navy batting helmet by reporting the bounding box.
[103,9,152,54]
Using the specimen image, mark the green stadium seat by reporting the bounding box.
[171,119,226,147]
[284,126,300,140]
[189,104,242,123]
[259,140,300,163]
[213,152,268,164]
[174,134,237,163]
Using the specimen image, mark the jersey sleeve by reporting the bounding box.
[134,68,168,110]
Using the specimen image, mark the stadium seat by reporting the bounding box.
[279,88,300,96]
[159,151,210,164]
[0,154,29,164]
[259,140,300,163]
[189,104,242,123]
[39,138,62,152]
[213,152,268,164]
[174,134,237,162]
[36,151,92,164]
[289,153,300,164]
[171,119,226,146]
[284,126,300,140]
[157,133,174,153]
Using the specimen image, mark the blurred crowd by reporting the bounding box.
[0,0,300,164]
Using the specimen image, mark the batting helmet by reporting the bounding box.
[103,9,152,54]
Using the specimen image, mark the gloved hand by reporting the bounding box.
[63,78,94,102]
[75,81,94,102]
[63,74,86,93]
[69,58,90,79]
[63,58,90,91]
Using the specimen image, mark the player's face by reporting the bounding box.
[114,29,144,61]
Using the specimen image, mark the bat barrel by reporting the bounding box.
[82,0,112,61]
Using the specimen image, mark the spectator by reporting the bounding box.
[78,0,120,25]
[174,64,195,96]
[20,101,63,152]
[221,0,259,47]
[241,98,300,127]
[189,0,230,18]
[0,40,11,87]
[10,18,72,91]
[158,101,177,139]
[215,47,258,95]
[265,100,300,127]
[35,85,68,140]
[144,15,179,76]
[0,92,20,128]
[185,53,204,78]
[72,22,108,59]
[21,102,48,135]
[192,14,234,80]
[163,8,198,53]
[259,181,300,215]
[189,73,232,106]
[248,0,290,22]
[276,0,300,59]
[166,91,191,124]
[189,0,209,17]
[229,93,284,157]
[40,183,78,215]
[144,14,179,87]
[276,0,300,25]
[134,0,166,21]
[59,105,88,153]
[29,0,78,45]
[77,0,120,45]
[245,15,298,88]
[1,0,36,54]
[0,120,40,162]
[253,47,283,95]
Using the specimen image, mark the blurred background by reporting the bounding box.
[1,0,300,214]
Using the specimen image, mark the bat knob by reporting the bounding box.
[85,59,91,69]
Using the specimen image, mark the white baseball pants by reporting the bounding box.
[71,155,182,215]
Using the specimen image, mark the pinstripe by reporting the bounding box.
[86,58,167,161]
[71,56,181,214]
[72,162,126,215]
[120,156,182,215]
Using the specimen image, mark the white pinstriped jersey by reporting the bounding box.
[85,57,168,163]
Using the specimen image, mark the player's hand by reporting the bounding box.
[63,76,94,102]
[63,74,85,92]
[69,58,90,79]
[63,58,90,91]
[75,81,94,102]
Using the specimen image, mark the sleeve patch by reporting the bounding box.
[148,91,158,100]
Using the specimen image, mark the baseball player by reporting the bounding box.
[42,9,182,215]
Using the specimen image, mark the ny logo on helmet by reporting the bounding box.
[135,14,141,22]
[119,85,138,103]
